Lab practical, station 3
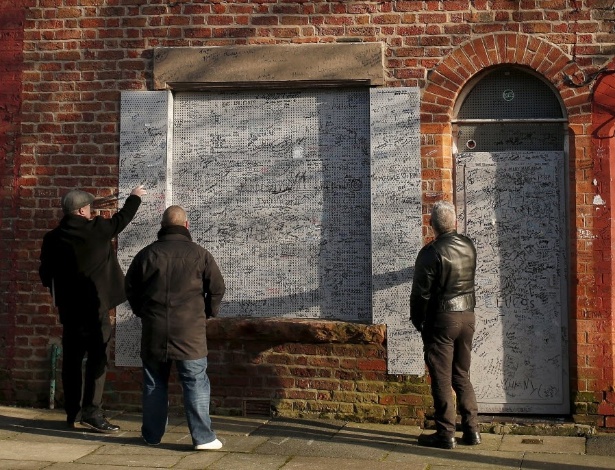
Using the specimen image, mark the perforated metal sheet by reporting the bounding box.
[456,151,569,414]
[116,88,423,375]
[116,91,171,366]
[457,68,563,120]
[370,88,423,375]
[457,122,565,152]
[172,89,372,320]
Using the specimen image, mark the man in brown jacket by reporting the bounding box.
[125,205,225,450]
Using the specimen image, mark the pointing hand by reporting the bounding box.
[131,185,147,197]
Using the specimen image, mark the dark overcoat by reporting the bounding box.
[39,195,141,326]
[125,225,225,361]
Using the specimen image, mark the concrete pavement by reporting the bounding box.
[0,405,613,469]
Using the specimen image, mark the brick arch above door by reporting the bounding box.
[423,32,588,120]
[419,32,589,206]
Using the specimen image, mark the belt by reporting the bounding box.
[438,293,475,312]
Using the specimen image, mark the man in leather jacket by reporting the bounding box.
[410,200,481,449]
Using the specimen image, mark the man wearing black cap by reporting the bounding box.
[39,184,146,433]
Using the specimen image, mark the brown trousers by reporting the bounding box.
[422,310,479,437]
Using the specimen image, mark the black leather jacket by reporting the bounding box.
[410,230,476,331]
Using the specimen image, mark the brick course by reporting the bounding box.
[0,0,614,428]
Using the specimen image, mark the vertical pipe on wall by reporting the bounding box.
[49,344,61,409]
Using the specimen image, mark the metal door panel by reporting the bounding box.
[456,151,569,414]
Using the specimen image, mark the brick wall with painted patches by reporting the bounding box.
[0,0,614,429]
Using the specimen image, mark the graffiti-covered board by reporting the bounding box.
[117,88,422,374]
[456,151,569,414]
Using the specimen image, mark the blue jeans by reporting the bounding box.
[142,357,217,446]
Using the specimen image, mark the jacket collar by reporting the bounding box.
[436,229,457,239]
[60,213,90,227]
[157,224,192,241]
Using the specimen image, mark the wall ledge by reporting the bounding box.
[206,317,386,345]
[153,43,385,89]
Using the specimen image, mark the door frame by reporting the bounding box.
[451,65,571,415]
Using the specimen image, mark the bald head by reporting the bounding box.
[161,205,188,227]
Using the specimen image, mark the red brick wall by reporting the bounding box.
[0,0,614,428]
[0,0,26,404]
[108,319,431,424]
[591,65,615,428]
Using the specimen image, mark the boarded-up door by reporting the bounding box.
[455,151,569,414]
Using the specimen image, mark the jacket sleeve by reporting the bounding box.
[39,232,54,289]
[203,253,225,318]
[125,252,144,317]
[410,245,439,332]
[92,194,142,239]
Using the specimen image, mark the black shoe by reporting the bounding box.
[80,416,120,434]
[462,431,481,445]
[142,435,160,446]
[66,413,78,429]
[418,432,457,449]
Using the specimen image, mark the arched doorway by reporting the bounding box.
[453,66,570,414]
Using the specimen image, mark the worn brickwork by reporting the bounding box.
[0,0,614,428]
[0,0,26,405]
[589,62,615,429]
[108,319,431,424]
[205,319,429,424]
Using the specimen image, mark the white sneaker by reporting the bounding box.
[194,438,223,450]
